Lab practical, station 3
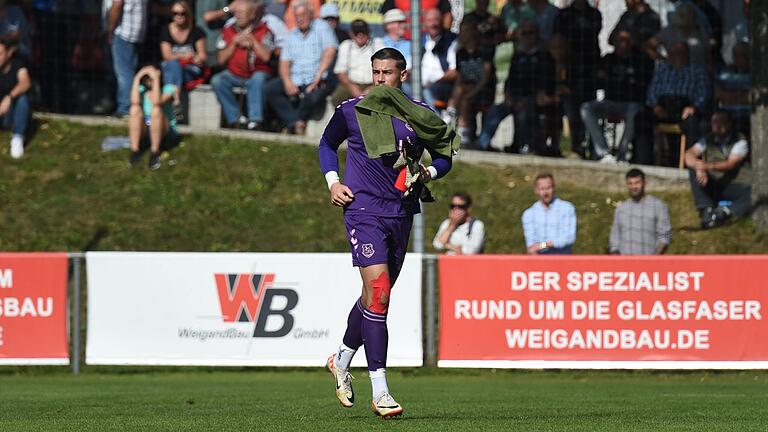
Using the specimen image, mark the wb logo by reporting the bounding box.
[214,273,299,337]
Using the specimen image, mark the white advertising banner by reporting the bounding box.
[85,252,423,366]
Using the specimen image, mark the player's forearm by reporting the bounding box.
[315,48,336,81]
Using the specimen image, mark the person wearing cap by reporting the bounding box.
[320,3,348,43]
[381,9,411,95]
[331,19,384,106]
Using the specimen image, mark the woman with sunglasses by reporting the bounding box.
[160,0,208,115]
[432,192,485,255]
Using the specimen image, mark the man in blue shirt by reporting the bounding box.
[263,0,337,134]
[319,48,455,418]
[522,173,577,254]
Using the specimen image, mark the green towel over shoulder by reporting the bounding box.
[354,85,460,159]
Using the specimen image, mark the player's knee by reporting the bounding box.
[367,272,391,315]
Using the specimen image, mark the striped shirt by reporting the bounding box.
[522,198,577,254]
[646,62,709,111]
[104,0,148,43]
[609,195,671,255]
[281,18,338,86]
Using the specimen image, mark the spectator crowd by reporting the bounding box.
[0,0,755,226]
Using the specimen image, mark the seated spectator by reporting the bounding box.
[609,0,660,54]
[500,0,534,42]
[462,0,504,46]
[684,110,751,229]
[128,65,178,170]
[200,0,237,65]
[0,0,30,59]
[646,2,708,67]
[553,0,601,159]
[283,0,320,30]
[380,0,452,38]
[646,41,708,166]
[264,0,337,135]
[433,192,485,255]
[522,173,576,254]
[421,8,457,112]
[609,168,672,255]
[381,9,411,95]
[446,16,495,147]
[319,3,348,43]
[715,41,750,136]
[580,31,653,163]
[211,0,274,130]
[331,19,383,106]
[160,0,208,114]
[529,0,558,48]
[0,37,29,159]
[476,21,556,155]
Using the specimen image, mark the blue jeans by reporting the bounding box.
[111,35,139,115]
[2,94,30,136]
[211,70,268,124]
[422,81,453,111]
[263,77,335,128]
[476,97,534,152]
[162,60,203,92]
[580,100,642,159]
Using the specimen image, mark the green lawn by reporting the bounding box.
[1,119,765,254]
[1,369,767,431]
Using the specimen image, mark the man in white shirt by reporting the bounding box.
[331,19,384,106]
[433,193,485,255]
[421,8,457,111]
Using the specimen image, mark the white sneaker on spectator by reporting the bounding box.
[599,154,617,164]
[10,135,23,159]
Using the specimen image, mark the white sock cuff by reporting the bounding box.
[369,368,386,379]
[339,343,357,354]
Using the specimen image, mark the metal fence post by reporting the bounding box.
[425,254,437,367]
[71,254,82,374]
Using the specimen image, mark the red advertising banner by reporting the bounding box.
[438,255,768,369]
[0,253,69,364]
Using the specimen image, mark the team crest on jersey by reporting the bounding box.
[362,243,375,258]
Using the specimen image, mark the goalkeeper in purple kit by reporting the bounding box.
[319,48,458,418]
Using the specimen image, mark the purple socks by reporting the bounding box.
[362,307,388,371]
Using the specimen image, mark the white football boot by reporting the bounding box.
[326,354,354,408]
[371,392,403,418]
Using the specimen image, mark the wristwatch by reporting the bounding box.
[222,6,230,14]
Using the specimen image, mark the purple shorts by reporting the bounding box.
[343,212,413,283]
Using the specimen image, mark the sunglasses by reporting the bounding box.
[450,203,468,210]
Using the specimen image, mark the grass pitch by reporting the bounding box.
[1,369,767,431]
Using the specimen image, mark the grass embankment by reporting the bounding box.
[1,370,767,431]
[1,119,765,254]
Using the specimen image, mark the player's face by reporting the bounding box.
[535,178,555,205]
[372,59,406,89]
[626,176,645,200]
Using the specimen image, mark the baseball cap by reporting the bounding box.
[320,3,339,18]
[383,9,406,24]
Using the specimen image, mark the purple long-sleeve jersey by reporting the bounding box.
[319,95,452,217]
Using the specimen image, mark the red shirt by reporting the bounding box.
[220,22,274,78]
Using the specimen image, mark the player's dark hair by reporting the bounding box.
[625,168,645,181]
[371,48,407,71]
[451,192,472,207]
